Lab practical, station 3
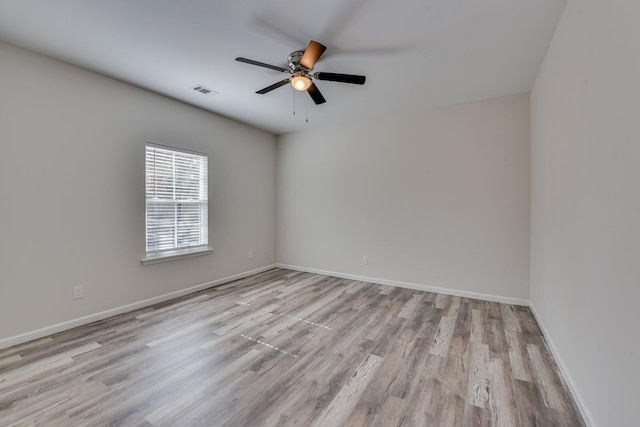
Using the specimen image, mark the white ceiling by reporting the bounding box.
[0,0,566,135]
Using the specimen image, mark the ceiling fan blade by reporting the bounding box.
[236,57,289,73]
[256,79,291,94]
[307,83,326,105]
[314,72,366,85]
[300,41,327,70]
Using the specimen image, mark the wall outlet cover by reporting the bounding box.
[72,286,84,300]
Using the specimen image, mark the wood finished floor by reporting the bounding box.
[0,268,585,426]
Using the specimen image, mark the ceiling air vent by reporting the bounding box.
[191,85,218,95]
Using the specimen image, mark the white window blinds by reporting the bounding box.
[145,143,208,254]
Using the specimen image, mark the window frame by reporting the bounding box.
[141,143,212,265]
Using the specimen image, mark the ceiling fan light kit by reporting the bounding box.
[236,40,366,106]
[291,73,312,91]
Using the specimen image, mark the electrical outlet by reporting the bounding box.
[248,251,254,260]
[362,256,368,265]
[72,286,84,300]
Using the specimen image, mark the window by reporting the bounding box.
[142,143,211,264]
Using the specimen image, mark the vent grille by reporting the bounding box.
[191,85,218,95]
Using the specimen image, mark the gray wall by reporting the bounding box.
[530,0,640,425]
[277,94,531,301]
[0,41,277,341]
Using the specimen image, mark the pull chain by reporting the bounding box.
[292,87,296,115]
[305,98,309,123]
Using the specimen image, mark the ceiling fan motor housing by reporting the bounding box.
[288,50,308,72]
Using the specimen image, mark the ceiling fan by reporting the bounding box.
[236,40,366,105]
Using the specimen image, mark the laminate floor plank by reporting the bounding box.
[313,354,384,427]
[527,343,568,411]
[429,315,457,357]
[144,348,263,425]
[0,268,585,426]
[487,358,519,427]
[505,329,534,382]
[467,341,491,408]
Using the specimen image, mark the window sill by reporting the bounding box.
[141,247,213,265]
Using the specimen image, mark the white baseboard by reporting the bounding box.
[276,263,529,306]
[0,264,277,350]
[529,303,595,427]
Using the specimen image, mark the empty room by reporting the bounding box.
[0,0,637,426]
